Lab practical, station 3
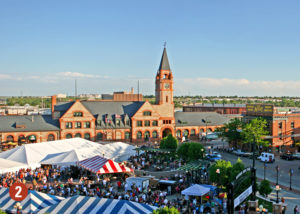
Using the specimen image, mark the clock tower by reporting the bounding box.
[155,47,174,105]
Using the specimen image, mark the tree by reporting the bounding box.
[152,207,180,214]
[177,142,205,161]
[215,118,243,148]
[209,160,232,187]
[160,134,178,150]
[242,117,269,148]
[231,158,245,180]
[259,180,272,198]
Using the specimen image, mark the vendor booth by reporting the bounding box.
[77,155,133,174]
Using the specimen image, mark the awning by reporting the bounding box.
[0,188,64,214]
[77,155,133,174]
[38,195,157,214]
[181,184,210,196]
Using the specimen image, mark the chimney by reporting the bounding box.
[131,87,134,94]
[51,95,57,114]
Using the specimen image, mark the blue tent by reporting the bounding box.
[0,188,64,214]
[38,195,157,214]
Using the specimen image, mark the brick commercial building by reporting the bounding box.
[0,48,230,144]
[244,104,300,153]
[183,104,246,115]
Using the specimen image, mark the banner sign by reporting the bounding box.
[246,104,274,116]
[236,167,251,180]
[234,185,253,208]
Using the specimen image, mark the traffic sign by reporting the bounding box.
[9,183,28,201]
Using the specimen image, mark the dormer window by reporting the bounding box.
[116,120,120,126]
[74,112,83,117]
[126,120,130,126]
[143,111,151,116]
[97,120,102,126]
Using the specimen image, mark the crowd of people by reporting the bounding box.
[0,151,228,214]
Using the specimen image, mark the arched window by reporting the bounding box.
[75,133,82,138]
[97,132,103,141]
[18,135,26,144]
[84,133,91,140]
[176,130,181,137]
[7,135,14,142]
[207,128,213,133]
[137,131,142,139]
[200,128,205,133]
[152,131,158,138]
[47,134,55,141]
[125,132,130,140]
[183,129,189,137]
[66,133,72,139]
[28,135,36,142]
[144,131,150,140]
[191,129,196,136]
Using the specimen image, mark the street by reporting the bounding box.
[207,140,300,213]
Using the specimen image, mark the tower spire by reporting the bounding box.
[158,45,171,72]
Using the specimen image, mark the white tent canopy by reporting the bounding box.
[0,158,29,174]
[0,138,137,172]
[181,184,210,196]
[40,150,80,166]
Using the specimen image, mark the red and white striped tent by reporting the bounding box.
[77,155,133,174]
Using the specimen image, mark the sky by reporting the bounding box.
[1,1,300,97]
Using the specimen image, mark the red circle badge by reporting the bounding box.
[9,182,28,201]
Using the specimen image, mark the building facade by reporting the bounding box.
[243,104,300,153]
[0,48,230,144]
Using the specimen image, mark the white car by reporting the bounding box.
[212,151,222,158]
[233,149,245,156]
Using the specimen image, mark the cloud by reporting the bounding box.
[58,72,100,78]
[174,77,300,96]
[0,74,13,79]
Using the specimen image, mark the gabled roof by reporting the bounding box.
[175,112,231,127]
[0,115,59,132]
[158,47,171,71]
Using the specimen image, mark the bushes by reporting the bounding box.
[152,207,180,214]
[160,134,178,150]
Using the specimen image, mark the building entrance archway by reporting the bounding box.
[162,128,172,138]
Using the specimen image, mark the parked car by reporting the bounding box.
[280,153,294,161]
[212,151,222,158]
[258,152,275,163]
[292,152,300,160]
[233,149,245,156]
[206,154,221,162]
[242,152,252,157]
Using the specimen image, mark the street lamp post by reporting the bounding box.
[216,168,220,187]
[201,148,204,159]
[275,185,281,204]
[251,135,257,201]
[289,168,293,190]
[263,163,266,180]
[275,165,279,185]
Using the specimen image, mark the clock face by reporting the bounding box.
[164,83,170,89]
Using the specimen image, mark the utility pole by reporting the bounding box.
[251,135,256,201]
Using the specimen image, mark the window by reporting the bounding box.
[144,131,150,140]
[75,133,81,138]
[97,132,103,140]
[166,96,168,103]
[137,121,143,127]
[184,129,189,137]
[144,120,150,127]
[7,135,14,142]
[152,120,158,126]
[47,134,55,141]
[84,122,91,128]
[66,122,72,129]
[152,131,158,138]
[73,112,83,117]
[75,122,82,128]
[143,111,151,116]
[66,134,72,139]
[278,122,282,129]
[125,120,130,126]
[125,132,130,139]
[200,128,205,133]
[291,122,295,129]
[84,133,90,140]
[137,131,142,139]
[116,120,120,126]
[191,129,196,136]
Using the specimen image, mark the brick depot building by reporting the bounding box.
[243,104,300,153]
[0,48,230,144]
